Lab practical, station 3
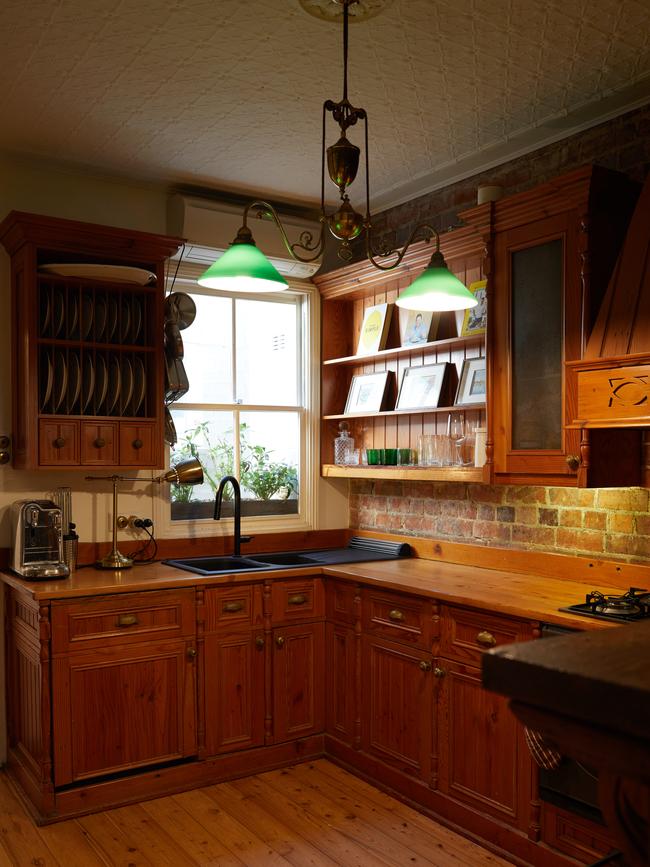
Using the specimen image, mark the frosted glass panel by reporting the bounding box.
[511,240,563,451]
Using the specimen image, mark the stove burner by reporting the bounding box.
[560,586,650,622]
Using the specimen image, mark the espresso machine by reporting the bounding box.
[11,500,69,579]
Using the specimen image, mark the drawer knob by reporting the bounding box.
[434,667,446,678]
[255,636,265,649]
[288,593,307,606]
[419,660,432,672]
[275,635,285,649]
[187,647,197,659]
[476,630,497,648]
[566,454,580,471]
[94,437,106,449]
[388,608,405,622]
[223,600,244,613]
[132,438,143,450]
[53,437,66,449]
[116,613,139,628]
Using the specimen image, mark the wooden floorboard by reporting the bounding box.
[0,761,514,866]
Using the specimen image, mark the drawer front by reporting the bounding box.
[51,589,196,652]
[204,585,262,632]
[362,588,431,649]
[119,422,159,467]
[326,579,358,624]
[39,420,79,465]
[441,605,532,665]
[271,578,324,623]
[81,422,118,465]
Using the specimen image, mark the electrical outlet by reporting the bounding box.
[117,515,147,531]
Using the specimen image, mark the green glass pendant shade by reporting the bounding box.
[198,241,289,293]
[395,252,478,312]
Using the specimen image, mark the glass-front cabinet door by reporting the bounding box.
[492,212,581,481]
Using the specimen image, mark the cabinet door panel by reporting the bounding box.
[273,622,325,743]
[325,623,356,745]
[437,659,531,828]
[361,635,433,781]
[53,640,196,786]
[204,631,265,755]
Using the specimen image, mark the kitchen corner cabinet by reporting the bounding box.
[312,227,489,483]
[462,166,640,486]
[0,211,182,469]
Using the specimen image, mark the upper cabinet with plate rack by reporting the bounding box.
[0,211,183,470]
[313,225,488,483]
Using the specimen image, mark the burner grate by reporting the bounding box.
[560,586,650,622]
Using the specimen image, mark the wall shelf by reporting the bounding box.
[322,463,487,482]
[323,334,485,368]
[323,403,486,421]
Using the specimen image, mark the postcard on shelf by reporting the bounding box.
[395,362,449,411]
[398,309,439,347]
[455,357,486,406]
[344,370,391,414]
[356,303,393,356]
[455,279,487,337]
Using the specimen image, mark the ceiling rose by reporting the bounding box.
[298,0,393,23]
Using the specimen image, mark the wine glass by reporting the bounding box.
[448,413,466,466]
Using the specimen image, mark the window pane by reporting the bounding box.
[240,411,300,517]
[180,294,232,403]
[235,299,298,405]
[169,409,234,520]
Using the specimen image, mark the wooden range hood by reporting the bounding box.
[567,174,650,430]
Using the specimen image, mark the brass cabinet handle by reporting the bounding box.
[116,613,139,628]
[275,635,285,648]
[434,667,446,678]
[53,437,66,449]
[255,636,265,649]
[132,438,143,450]
[223,600,244,613]
[287,594,307,606]
[419,660,432,672]
[187,648,197,659]
[476,630,497,648]
[566,454,580,471]
[388,609,405,622]
[93,437,106,449]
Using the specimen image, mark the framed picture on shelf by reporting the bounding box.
[395,362,449,411]
[356,303,393,355]
[344,371,391,414]
[456,279,487,337]
[398,309,439,347]
[455,357,487,406]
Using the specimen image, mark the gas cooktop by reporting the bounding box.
[560,586,650,623]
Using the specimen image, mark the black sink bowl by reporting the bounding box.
[164,556,268,575]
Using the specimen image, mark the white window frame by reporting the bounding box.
[153,277,320,539]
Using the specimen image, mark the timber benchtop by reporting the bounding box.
[0,555,631,630]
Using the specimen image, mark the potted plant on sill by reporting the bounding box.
[170,421,298,520]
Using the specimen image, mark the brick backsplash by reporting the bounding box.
[349,480,650,564]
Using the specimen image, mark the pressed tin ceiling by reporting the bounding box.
[1,0,649,211]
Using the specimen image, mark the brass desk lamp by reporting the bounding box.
[86,457,203,569]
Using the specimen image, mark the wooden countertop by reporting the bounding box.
[482,618,650,741]
[0,554,629,630]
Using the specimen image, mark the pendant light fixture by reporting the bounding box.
[199,0,477,313]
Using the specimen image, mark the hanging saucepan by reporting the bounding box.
[165,293,196,330]
[164,319,184,359]
[164,407,177,446]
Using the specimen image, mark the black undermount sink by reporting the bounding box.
[164,539,411,576]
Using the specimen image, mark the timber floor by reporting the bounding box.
[0,759,514,866]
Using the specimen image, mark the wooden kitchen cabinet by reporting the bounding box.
[50,589,197,786]
[0,211,182,470]
[437,606,535,832]
[312,228,488,484]
[273,621,325,743]
[203,585,265,756]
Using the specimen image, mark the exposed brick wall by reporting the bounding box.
[320,103,650,271]
[350,480,650,564]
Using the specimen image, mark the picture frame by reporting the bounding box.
[455,357,487,406]
[344,371,391,414]
[356,302,393,355]
[456,279,487,337]
[398,308,439,347]
[395,362,449,411]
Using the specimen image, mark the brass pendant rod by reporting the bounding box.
[364,222,439,271]
[242,200,325,263]
[342,0,350,103]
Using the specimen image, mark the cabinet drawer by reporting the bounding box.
[81,422,118,465]
[119,422,159,467]
[271,578,324,623]
[204,585,263,632]
[51,589,196,652]
[326,579,358,624]
[39,420,79,465]
[440,605,533,665]
[362,588,433,649]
